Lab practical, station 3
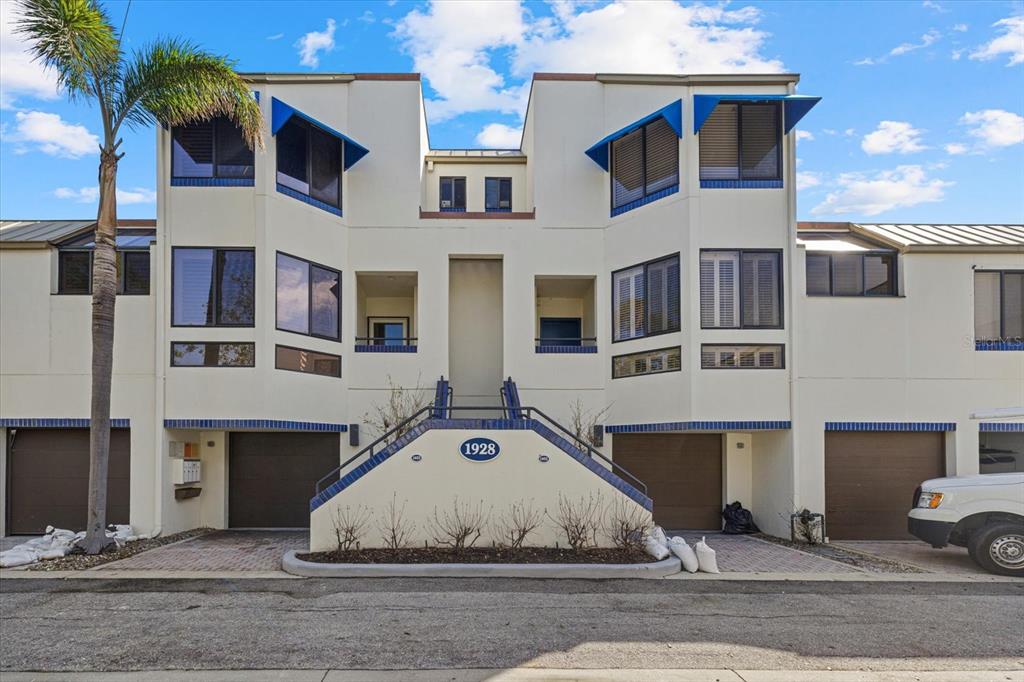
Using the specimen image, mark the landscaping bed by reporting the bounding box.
[298,546,651,564]
[24,527,213,572]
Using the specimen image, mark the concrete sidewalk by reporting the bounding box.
[1,669,1019,681]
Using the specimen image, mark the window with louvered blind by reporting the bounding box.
[700,250,781,329]
[975,270,1024,342]
[699,102,782,182]
[805,254,831,295]
[807,252,898,297]
[610,118,678,210]
[701,344,784,369]
[612,254,680,342]
[612,346,682,379]
[172,116,253,180]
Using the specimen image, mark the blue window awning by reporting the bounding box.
[585,99,683,171]
[693,94,821,135]
[271,97,369,170]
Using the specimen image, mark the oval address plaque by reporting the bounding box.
[459,437,501,462]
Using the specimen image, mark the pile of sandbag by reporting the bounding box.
[644,526,720,574]
[0,524,144,568]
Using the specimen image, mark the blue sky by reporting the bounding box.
[1,0,1022,222]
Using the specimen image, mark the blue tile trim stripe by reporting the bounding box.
[976,340,1024,351]
[536,345,598,354]
[164,419,347,432]
[354,345,417,353]
[979,422,1024,432]
[171,177,254,187]
[310,417,653,514]
[700,179,784,189]
[0,418,130,428]
[606,420,790,433]
[276,183,342,217]
[610,184,679,217]
[439,207,467,213]
[824,421,955,432]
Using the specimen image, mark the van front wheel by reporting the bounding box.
[969,523,1024,576]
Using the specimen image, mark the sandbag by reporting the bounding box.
[667,536,699,573]
[694,536,720,573]
[721,501,760,535]
[643,535,670,560]
[0,550,38,568]
[650,526,668,546]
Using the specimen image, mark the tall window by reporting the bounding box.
[699,102,781,182]
[440,177,466,211]
[612,254,680,341]
[485,177,512,212]
[172,248,255,327]
[700,250,782,328]
[806,252,897,297]
[276,118,342,209]
[172,116,254,180]
[56,231,154,295]
[975,270,1023,342]
[611,118,678,210]
[275,252,341,340]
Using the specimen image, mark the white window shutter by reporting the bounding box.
[700,252,739,328]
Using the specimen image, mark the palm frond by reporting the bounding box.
[115,38,264,149]
[14,0,119,101]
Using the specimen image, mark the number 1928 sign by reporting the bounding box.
[459,437,501,462]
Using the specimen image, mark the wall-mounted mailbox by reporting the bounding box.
[172,458,201,485]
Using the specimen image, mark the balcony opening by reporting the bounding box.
[355,272,418,353]
[535,276,597,353]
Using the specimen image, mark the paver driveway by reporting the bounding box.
[668,532,856,573]
[98,530,307,572]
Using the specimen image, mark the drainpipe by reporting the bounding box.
[786,80,802,517]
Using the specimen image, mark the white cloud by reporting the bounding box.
[0,2,61,108]
[394,0,784,123]
[969,16,1024,66]
[266,33,284,41]
[795,130,814,142]
[951,48,965,60]
[889,29,941,56]
[952,23,968,33]
[796,171,822,190]
[944,142,968,155]
[358,10,376,24]
[844,128,856,137]
[8,111,98,158]
[811,165,952,217]
[861,121,928,155]
[296,18,336,68]
[922,0,949,13]
[53,186,156,204]
[960,109,1024,148]
[475,123,523,148]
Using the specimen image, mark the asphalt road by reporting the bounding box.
[1,578,1022,673]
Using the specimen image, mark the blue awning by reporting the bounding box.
[271,97,369,170]
[693,94,821,135]
[585,99,683,171]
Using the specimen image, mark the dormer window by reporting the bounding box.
[699,102,781,184]
[610,118,678,212]
[171,116,254,184]
[276,117,342,211]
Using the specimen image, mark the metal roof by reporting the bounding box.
[1,219,157,247]
[798,222,1024,252]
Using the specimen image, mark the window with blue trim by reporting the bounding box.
[975,270,1023,345]
[440,177,466,211]
[172,116,254,182]
[612,254,680,342]
[699,102,781,183]
[611,118,678,211]
[276,117,342,210]
[485,177,512,212]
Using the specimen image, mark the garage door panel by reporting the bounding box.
[613,434,722,530]
[228,433,339,528]
[825,431,944,540]
[8,429,130,535]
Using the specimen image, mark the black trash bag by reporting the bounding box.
[721,501,760,535]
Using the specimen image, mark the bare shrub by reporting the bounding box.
[363,374,433,443]
[604,496,652,551]
[491,500,544,550]
[332,505,372,552]
[547,493,602,551]
[568,398,612,449]
[430,498,490,550]
[377,493,416,550]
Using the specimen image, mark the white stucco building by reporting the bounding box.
[1,71,1021,543]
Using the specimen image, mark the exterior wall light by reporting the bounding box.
[411,453,422,462]
[538,454,549,463]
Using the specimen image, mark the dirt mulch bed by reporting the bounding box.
[24,528,214,572]
[298,546,652,565]
[753,533,925,573]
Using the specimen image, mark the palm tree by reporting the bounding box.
[16,0,263,553]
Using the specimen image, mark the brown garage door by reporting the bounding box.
[229,432,340,528]
[7,428,130,535]
[825,431,945,540]
[613,433,722,529]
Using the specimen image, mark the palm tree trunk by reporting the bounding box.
[82,146,119,555]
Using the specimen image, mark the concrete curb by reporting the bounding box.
[281,550,682,578]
